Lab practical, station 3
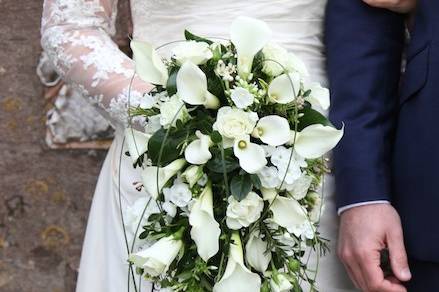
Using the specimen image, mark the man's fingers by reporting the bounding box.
[387,229,412,282]
[339,248,367,290]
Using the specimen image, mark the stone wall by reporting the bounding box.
[0,1,131,291]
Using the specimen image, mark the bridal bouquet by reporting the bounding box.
[124,17,343,292]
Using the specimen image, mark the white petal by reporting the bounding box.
[293,124,344,159]
[268,73,301,104]
[231,16,271,77]
[189,183,221,261]
[233,136,267,174]
[130,40,168,86]
[254,115,291,146]
[184,131,212,164]
[270,196,308,233]
[245,231,271,273]
[176,61,208,106]
[303,80,330,110]
[124,128,151,163]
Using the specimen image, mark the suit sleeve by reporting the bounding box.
[325,1,405,209]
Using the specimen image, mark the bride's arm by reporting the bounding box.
[41,0,153,129]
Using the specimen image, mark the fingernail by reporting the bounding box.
[401,268,411,279]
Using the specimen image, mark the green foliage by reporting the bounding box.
[206,147,239,174]
[148,127,188,165]
[230,173,253,201]
[166,67,179,96]
[184,30,213,45]
[297,106,332,131]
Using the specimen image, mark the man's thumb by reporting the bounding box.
[387,230,411,282]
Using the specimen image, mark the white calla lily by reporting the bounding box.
[270,196,308,235]
[130,40,168,86]
[172,41,213,65]
[233,135,267,174]
[189,182,221,262]
[303,80,330,110]
[268,72,301,104]
[184,130,213,165]
[176,61,220,109]
[245,230,271,273]
[213,232,261,292]
[230,16,271,78]
[253,115,290,146]
[129,231,183,277]
[181,165,204,187]
[270,273,293,292]
[124,128,151,163]
[261,187,277,202]
[141,159,187,199]
[290,124,344,159]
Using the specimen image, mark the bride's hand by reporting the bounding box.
[362,0,417,13]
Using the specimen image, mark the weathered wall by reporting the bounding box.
[0,1,130,291]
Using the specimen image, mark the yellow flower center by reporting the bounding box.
[238,140,247,149]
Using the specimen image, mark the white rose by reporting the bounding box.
[226,192,264,229]
[213,106,258,146]
[129,232,183,277]
[163,179,192,207]
[261,43,290,77]
[270,274,293,292]
[171,41,213,65]
[159,95,189,128]
[230,87,255,109]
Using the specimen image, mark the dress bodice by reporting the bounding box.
[131,0,328,84]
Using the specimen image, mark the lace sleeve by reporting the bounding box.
[41,0,153,130]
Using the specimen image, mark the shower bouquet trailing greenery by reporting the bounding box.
[123,16,344,292]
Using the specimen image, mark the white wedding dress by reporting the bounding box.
[41,0,355,291]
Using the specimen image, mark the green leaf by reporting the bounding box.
[166,67,178,96]
[148,127,188,165]
[210,131,222,144]
[297,107,333,131]
[184,30,213,45]
[230,174,253,201]
[250,174,262,189]
[206,148,239,174]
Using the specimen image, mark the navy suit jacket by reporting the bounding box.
[326,0,439,262]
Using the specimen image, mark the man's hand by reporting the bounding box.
[363,0,417,13]
[338,204,411,292]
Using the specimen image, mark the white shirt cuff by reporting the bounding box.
[337,200,390,216]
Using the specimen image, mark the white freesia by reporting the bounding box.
[129,232,183,277]
[130,40,168,86]
[189,182,221,261]
[176,61,220,109]
[270,274,293,292]
[245,230,271,273]
[303,80,330,111]
[226,192,264,229]
[213,107,258,147]
[184,130,213,165]
[159,95,189,128]
[270,196,309,237]
[181,165,204,187]
[141,159,187,199]
[172,41,213,65]
[253,115,290,146]
[268,72,301,104]
[230,16,271,78]
[162,179,192,207]
[290,124,344,159]
[124,128,151,163]
[233,135,267,174]
[230,87,254,109]
[213,232,261,292]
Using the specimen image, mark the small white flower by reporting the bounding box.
[181,165,204,187]
[198,174,208,186]
[124,128,151,163]
[308,191,324,223]
[129,233,183,277]
[245,230,271,273]
[159,95,189,128]
[184,131,213,165]
[162,201,177,218]
[140,93,158,109]
[145,114,161,134]
[303,80,330,111]
[226,192,264,229]
[171,41,213,65]
[257,166,281,189]
[124,197,160,236]
[270,274,293,292]
[213,106,258,146]
[163,179,192,207]
[288,173,312,200]
[230,87,254,109]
